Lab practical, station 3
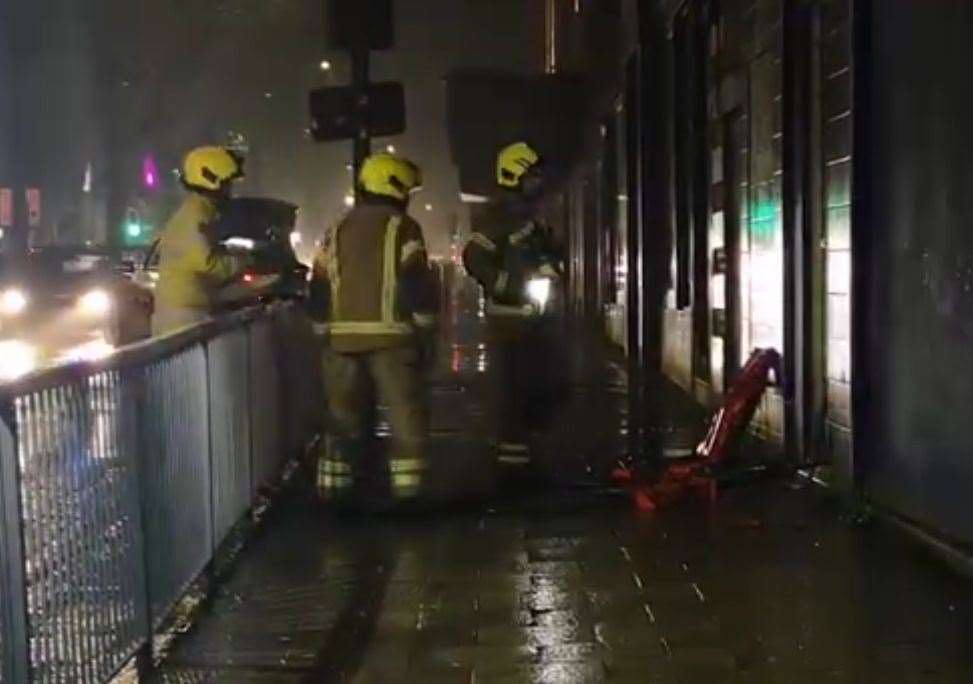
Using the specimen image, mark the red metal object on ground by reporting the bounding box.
[630,349,781,511]
[696,348,781,465]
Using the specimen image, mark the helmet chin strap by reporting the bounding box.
[520,175,544,200]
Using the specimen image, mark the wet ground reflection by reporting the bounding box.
[152,312,973,682]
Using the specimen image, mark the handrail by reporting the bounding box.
[0,302,313,682]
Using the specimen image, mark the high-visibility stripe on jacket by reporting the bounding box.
[308,203,437,353]
[462,202,560,317]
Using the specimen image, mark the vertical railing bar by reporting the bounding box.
[90,374,110,681]
[76,382,96,682]
[31,391,50,684]
[56,385,82,683]
[75,382,94,682]
[106,372,131,672]
[55,388,73,680]
[90,376,113,680]
[76,378,104,681]
[75,382,98,683]
[121,364,153,676]
[247,323,255,514]
[154,361,168,622]
[69,381,95,682]
[204,339,216,560]
[106,374,131,676]
[24,393,41,682]
[37,390,59,683]
[17,395,39,681]
[147,362,163,626]
[95,374,118,679]
[0,399,30,684]
[62,385,80,681]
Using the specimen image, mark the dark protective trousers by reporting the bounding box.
[486,316,565,446]
[319,345,428,499]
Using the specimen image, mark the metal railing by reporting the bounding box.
[0,304,318,682]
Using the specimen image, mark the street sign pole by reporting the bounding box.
[317,0,400,197]
[351,46,372,199]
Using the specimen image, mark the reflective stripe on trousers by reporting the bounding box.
[389,458,426,498]
[317,437,354,495]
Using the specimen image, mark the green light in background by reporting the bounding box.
[126,222,142,238]
[749,200,779,245]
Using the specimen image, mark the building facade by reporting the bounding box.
[547,0,973,550]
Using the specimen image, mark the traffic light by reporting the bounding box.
[123,207,150,245]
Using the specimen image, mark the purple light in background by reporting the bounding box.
[143,155,159,189]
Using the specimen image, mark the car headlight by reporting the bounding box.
[0,340,36,381]
[0,288,28,316]
[526,277,552,309]
[79,289,112,316]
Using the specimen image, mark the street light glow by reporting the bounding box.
[344,194,356,208]
[386,144,396,154]
[0,340,36,381]
[319,59,332,71]
[425,203,433,212]
[1,288,28,316]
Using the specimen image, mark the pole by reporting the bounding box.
[351,47,371,199]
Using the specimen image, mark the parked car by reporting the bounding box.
[0,246,153,359]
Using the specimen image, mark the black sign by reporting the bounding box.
[309,82,406,142]
[326,0,394,51]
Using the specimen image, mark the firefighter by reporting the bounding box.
[152,146,247,335]
[462,142,563,465]
[308,153,437,506]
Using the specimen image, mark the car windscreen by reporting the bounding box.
[1,252,114,290]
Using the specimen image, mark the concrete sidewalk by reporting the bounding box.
[152,323,973,683]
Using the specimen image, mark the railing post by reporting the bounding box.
[123,364,155,676]
[0,401,30,682]
[246,318,255,503]
[204,339,217,559]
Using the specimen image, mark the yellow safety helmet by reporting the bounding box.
[181,146,244,192]
[359,154,423,201]
[497,142,540,189]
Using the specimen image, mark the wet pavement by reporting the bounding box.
[151,312,973,683]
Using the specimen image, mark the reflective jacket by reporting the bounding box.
[155,194,242,310]
[308,201,437,354]
[462,202,560,317]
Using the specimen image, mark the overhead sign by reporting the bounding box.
[0,188,12,227]
[309,82,406,142]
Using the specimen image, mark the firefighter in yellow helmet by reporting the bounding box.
[308,153,438,508]
[462,142,563,465]
[151,146,247,335]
